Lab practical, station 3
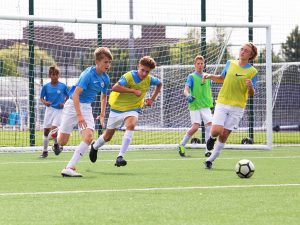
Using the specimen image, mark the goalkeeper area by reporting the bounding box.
[0,15,299,151]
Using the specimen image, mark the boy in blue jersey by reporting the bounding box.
[40,65,69,158]
[178,55,213,157]
[89,56,162,167]
[203,42,258,169]
[56,47,113,177]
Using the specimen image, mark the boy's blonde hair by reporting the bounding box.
[94,47,113,61]
[245,42,258,60]
[48,65,60,77]
[139,56,156,70]
[194,55,205,64]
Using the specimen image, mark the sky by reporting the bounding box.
[0,0,299,53]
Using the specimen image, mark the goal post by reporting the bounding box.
[0,15,272,151]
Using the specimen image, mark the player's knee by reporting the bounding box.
[104,134,113,142]
[219,132,230,143]
[84,134,94,145]
[58,139,68,146]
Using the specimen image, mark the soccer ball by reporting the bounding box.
[235,159,255,178]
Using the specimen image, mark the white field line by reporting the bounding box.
[0,183,300,197]
[0,155,300,165]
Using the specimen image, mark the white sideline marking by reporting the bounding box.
[0,155,300,165]
[0,183,299,197]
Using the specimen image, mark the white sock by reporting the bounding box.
[66,141,89,168]
[93,135,105,149]
[205,126,212,143]
[180,133,191,146]
[207,141,225,162]
[43,136,49,151]
[118,130,133,157]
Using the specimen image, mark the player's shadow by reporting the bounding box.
[208,168,233,172]
[86,168,142,176]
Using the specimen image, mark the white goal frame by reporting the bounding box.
[0,15,272,151]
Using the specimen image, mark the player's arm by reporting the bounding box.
[183,85,191,97]
[184,75,195,103]
[246,74,257,96]
[40,88,51,107]
[111,82,142,97]
[40,97,51,107]
[98,93,107,127]
[203,74,224,83]
[203,60,230,83]
[72,86,86,129]
[145,82,162,106]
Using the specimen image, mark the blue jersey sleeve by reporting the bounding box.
[118,75,127,86]
[150,76,161,86]
[64,85,69,97]
[40,85,47,98]
[221,60,231,77]
[252,75,257,89]
[76,71,91,90]
[185,74,194,87]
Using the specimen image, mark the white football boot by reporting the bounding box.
[61,167,82,177]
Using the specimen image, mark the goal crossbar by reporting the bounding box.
[0,15,272,151]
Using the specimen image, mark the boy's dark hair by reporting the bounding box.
[48,65,60,77]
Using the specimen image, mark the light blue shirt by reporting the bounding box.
[69,66,110,103]
[118,70,161,86]
[40,82,69,109]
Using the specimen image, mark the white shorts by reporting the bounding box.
[43,107,63,128]
[59,99,95,134]
[212,103,244,130]
[107,111,139,129]
[189,108,212,125]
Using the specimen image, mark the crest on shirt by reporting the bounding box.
[57,90,61,94]
[101,82,105,88]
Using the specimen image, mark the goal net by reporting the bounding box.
[0,15,273,151]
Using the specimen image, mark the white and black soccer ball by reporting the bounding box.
[235,159,255,178]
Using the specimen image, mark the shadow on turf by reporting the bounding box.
[206,168,233,172]
[86,168,144,176]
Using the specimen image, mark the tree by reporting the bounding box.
[0,43,55,77]
[256,48,283,63]
[169,28,234,65]
[282,25,300,62]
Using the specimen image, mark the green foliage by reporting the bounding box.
[170,28,234,65]
[170,40,200,65]
[110,46,130,82]
[282,25,300,62]
[256,48,283,63]
[0,43,55,77]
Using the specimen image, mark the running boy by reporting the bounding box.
[89,56,162,167]
[56,47,113,177]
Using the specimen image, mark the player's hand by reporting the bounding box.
[203,74,211,80]
[186,95,195,103]
[245,79,253,88]
[45,101,51,107]
[133,89,142,97]
[96,114,105,128]
[59,103,64,109]
[144,98,153,107]
[77,114,87,130]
